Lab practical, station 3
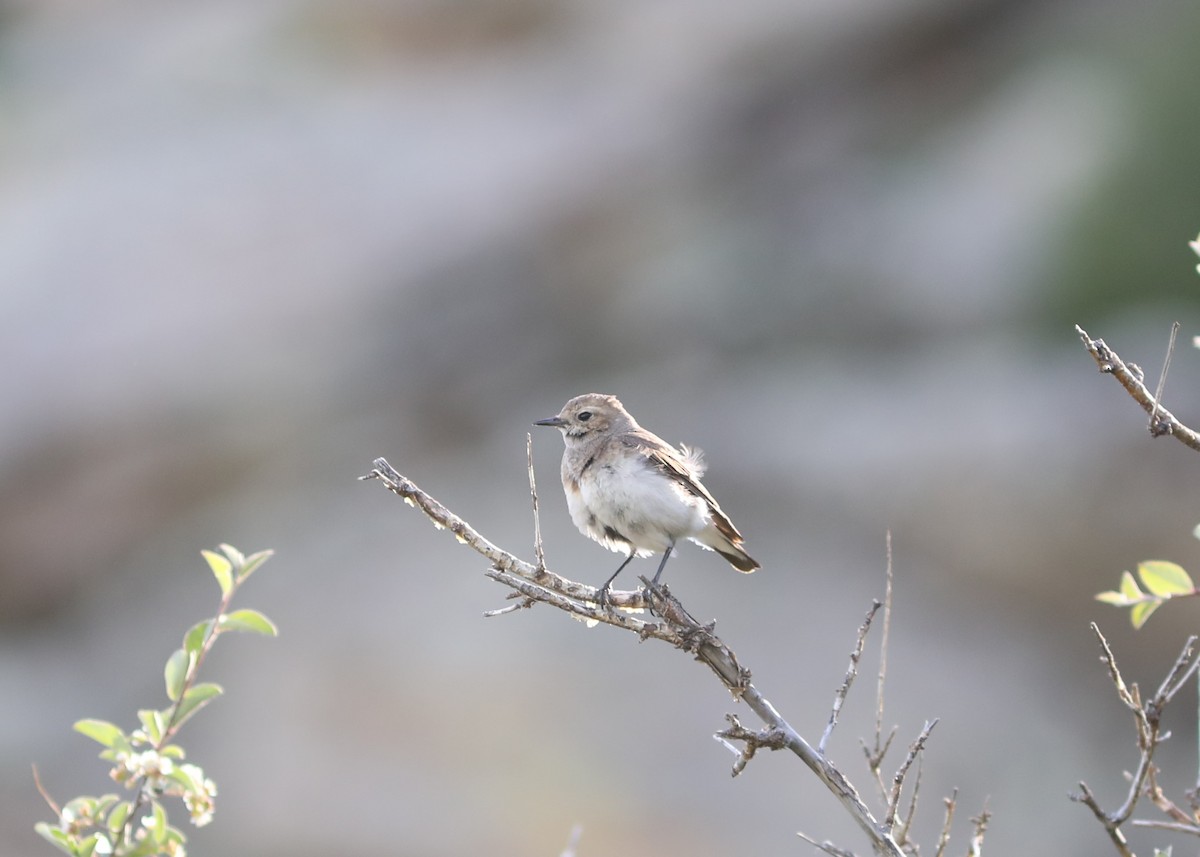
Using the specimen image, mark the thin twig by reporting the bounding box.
[1130,818,1200,834]
[1145,764,1194,825]
[886,720,938,828]
[32,764,60,817]
[1149,321,1181,436]
[363,457,907,857]
[932,790,956,857]
[483,594,535,617]
[865,533,898,801]
[1076,324,1200,451]
[796,830,857,857]
[527,433,547,573]
[1149,634,1199,708]
[1071,782,1133,857]
[895,752,922,848]
[967,804,990,857]
[821,600,882,755]
[873,533,894,756]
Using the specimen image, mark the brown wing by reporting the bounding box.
[620,429,747,545]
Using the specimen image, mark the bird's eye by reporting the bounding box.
[578,411,592,422]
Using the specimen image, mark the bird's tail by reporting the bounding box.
[696,526,760,572]
[717,543,760,573]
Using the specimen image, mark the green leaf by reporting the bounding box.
[149,800,168,845]
[218,543,245,570]
[77,833,101,857]
[106,801,132,836]
[1137,560,1194,596]
[34,822,75,855]
[237,549,273,583]
[164,649,191,703]
[1131,599,1162,630]
[159,744,186,759]
[218,608,278,637]
[202,549,233,597]
[74,720,126,749]
[171,682,223,730]
[137,710,165,744]
[1095,590,1132,606]
[183,620,213,656]
[1119,570,1143,601]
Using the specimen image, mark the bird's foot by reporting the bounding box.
[640,581,665,617]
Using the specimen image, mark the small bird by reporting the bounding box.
[534,393,759,603]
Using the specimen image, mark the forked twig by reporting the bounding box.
[1072,625,1200,854]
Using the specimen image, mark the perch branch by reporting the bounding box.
[1075,324,1200,451]
[361,457,908,857]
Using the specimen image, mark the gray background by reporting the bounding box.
[5,0,1200,855]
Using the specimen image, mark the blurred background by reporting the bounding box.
[4,0,1200,854]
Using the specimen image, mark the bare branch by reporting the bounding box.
[1071,782,1134,857]
[895,753,922,851]
[966,804,990,857]
[1148,634,1200,709]
[482,593,535,618]
[1072,630,1200,852]
[526,433,547,573]
[362,457,908,857]
[871,533,895,764]
[1076,324,1200,451]
[932,790,956,857]
[31,764,60,817]
[821,600,882,754]
[716,713,789,777]
[1089,623,1146,730]
[886,720,939,829]
[1130,818,1200,835]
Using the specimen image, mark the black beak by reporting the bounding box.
[534,416,567,428]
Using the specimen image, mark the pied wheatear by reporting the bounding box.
[535,393,759,603]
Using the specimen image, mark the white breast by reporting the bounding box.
[570,452,708,556]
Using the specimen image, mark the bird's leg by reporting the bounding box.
[642,540,676,616]
[650,540,675,586]
[597,550,636,607]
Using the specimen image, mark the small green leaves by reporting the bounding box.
[136,710,166,745]
[204,544,274,595]
[38,544,275,857]
[74,720,127,750]
[1096,560,1196,629]
[107,801,132,836]
[34,822,75,855]
[236,549,273,583]
[1138,560,1193,596]
[172,683,223,731]
[202,550,233,597]
[183,620,212,656]
[163,649,192,703]
[218,609,278,637]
